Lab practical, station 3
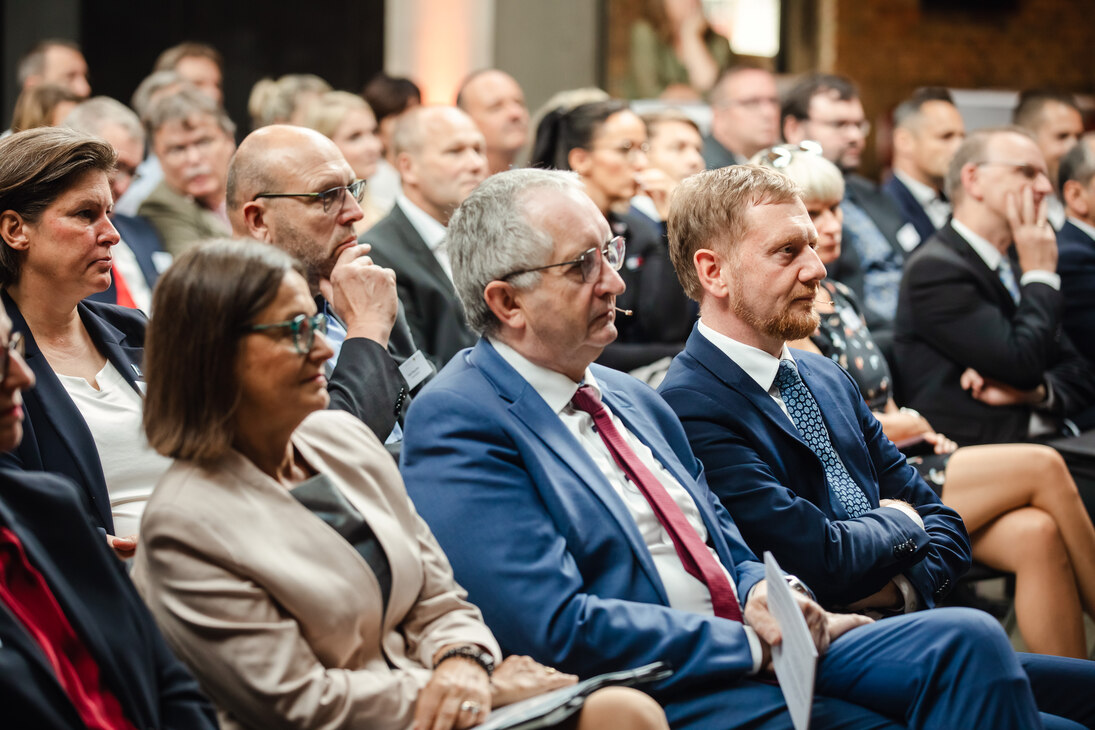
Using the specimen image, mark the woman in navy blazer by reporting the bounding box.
[0,127,168,555]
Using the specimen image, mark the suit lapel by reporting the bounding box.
[469,341,669,602]
[391,205,458,297]
[939,224,1018,314]
[78,304,145,393]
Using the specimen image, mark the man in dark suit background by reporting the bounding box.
[783,74,918,340]
[1013,89,1085,230]
[362,105,487,366]
[227,124,419,446]
[883,87,966,244]
[1056,134,1095,367]
[399,167,1064,730]
[702,66,780,170]
[895,126,1095,511]
[64,97,172,310]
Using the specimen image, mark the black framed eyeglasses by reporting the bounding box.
[252,179,367,213]
[0,331,25,381]
[760,141,823,169]
[246,313,329,355]
[500,236,626,284]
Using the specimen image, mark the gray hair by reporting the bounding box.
[448,168,583,335]
[1059,132,1095,192]
[145,85,236,139]
[63,96,144,145]
[945,125,1035,204]
[131,70,185,121]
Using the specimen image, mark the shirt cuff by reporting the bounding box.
[1020,271,1061,290]
[881,503,925,530]
[893,574,922,613]
[742,625,764,674]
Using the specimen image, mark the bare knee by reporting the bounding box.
[1012,509,1069,567]
[576,687,668,730]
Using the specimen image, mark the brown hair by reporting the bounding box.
[143,238,304,463]
[667,164,802,300]
[0,127,116,286]
[10,82,80,133]
[640,108,700,139]
[153,42,224,74]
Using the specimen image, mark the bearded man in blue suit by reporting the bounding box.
[658,164,1095,729]
[397,167,1068,729]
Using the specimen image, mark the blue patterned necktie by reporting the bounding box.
[773,360,872,518]
[997,259,1021,305]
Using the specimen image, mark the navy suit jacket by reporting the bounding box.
[882,174,939,244]
[659,327,970,609]
[0,294,146,532]
[400,339,767,703]
[1057,220,1095,365]
[0,468,216,728]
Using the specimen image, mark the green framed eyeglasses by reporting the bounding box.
[246,313,329,354]
[252,179,367,213]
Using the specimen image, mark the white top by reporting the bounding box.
[1047,194,1066,231]
[396,195,453,281]
[893,169,951,231]
[58,361,172,536]
[367,158,401,216]
[696,320,922,612]
[489,338,762,670]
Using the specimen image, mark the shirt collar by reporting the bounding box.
[489,337,597,414]
[951,218,1002,271]
[893,169,942,207]
[396,194,448,251]
[696,320,795,393]
[1068,216,1095,241]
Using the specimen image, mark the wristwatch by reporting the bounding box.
[434,645,495,677]
[784,575,813,599]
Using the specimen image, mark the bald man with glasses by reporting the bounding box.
[227,125,426,450]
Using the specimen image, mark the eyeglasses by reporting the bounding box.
[976,161,1047,181]
[592,140,650,163]
[162,135,222,164]
[500,236,626,284]
[0,332,24,381]
[759,141,824,169]
[808,117,871,136]
[246,313,329,355]
[252,179,367,213]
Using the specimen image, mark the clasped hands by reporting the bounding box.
[745,579,873,673]
[414,652,577,730]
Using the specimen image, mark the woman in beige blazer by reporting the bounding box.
[132,239,666,730]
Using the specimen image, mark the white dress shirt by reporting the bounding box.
[490,338,762,669]
[894,169,951,232]
[58,361,172,536]
[396,195,453,281]
[696,321,922,612]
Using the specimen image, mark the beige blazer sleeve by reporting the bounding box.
[133,410,499,730]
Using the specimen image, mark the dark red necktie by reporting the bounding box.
[571,385,743,622]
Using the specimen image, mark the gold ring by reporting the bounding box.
[460,700,481,715]
[544,667,557,674]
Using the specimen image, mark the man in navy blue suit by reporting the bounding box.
[882,87,965,245]
[399,167,1059,729]
[64,97,172,310]
[1057,134,1095,366]
[658,163,1095,728]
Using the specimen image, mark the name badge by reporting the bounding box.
[398,350,432,390]
[896,222,921,252]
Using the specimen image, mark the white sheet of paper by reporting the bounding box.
[764,551,818,730]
